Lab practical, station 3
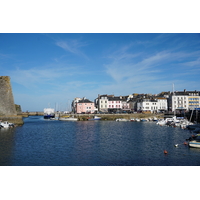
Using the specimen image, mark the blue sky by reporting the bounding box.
[0,33,200,111]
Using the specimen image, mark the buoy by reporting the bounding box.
[174,144,178,147]
[184,142,187,145]
[164,150,168,154]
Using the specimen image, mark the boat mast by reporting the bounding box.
[172,83,176,116]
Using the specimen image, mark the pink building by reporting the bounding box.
[76,98,96,114]
[108,100,122,109]
[107,96,130,113]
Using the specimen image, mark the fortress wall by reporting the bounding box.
[0,76,23,125]
[0,76,17,115]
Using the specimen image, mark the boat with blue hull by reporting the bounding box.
[44,108,55,119]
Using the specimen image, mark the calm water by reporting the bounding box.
[0,116,200,166]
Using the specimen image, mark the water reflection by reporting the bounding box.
[0,117,200,166]
[0,128,15,165]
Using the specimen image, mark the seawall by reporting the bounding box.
[0,115,24,125]
[67,113,164,121]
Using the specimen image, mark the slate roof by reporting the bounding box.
[78,99,93,103]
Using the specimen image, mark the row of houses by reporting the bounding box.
[71,89,200,114]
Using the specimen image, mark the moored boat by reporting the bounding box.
[44,108,55,119]
[186,134,200,148]
[116,118,128,122]
[135,118,140,122]
[186,124,200,130]
[140,118,148,122]
[0,121,14,128]
[59,116,78,121]
[156,119,166,126]
[152,117,158,121]
[88,116,101,121]
[50,113,59,120]
[189,139,200,148]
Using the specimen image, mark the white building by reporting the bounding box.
[96,94,130,113]
[137,97,168,113]
[156,97,168,111]
[96,94,109,112]
[169,90,200,112]
[137,99,158,113]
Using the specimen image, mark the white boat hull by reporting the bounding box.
[0,121,14,128]
[88,116,101,120]
[189,141,200,148]
[59,117,78,121]
[116,118,128,122]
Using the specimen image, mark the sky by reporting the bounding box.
[0,33,200,111]
[1,1,200,198]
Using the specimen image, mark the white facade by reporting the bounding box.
[170,90,200,112]
[156,98,168,111]
[99,96,108,112]
[172,95,188,111]
[137,100,158,113]
[137,98,167,113]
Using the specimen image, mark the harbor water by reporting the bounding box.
[0,116,200,166]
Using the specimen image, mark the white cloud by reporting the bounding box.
[103,43,200,95]
[55,39,89,59]
[182,57,200,68]
[105,50,171,83]
[9,67,64,87]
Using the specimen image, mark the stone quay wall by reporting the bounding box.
[70,113,164,121]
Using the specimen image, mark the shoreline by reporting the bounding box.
[0,115,24,125]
